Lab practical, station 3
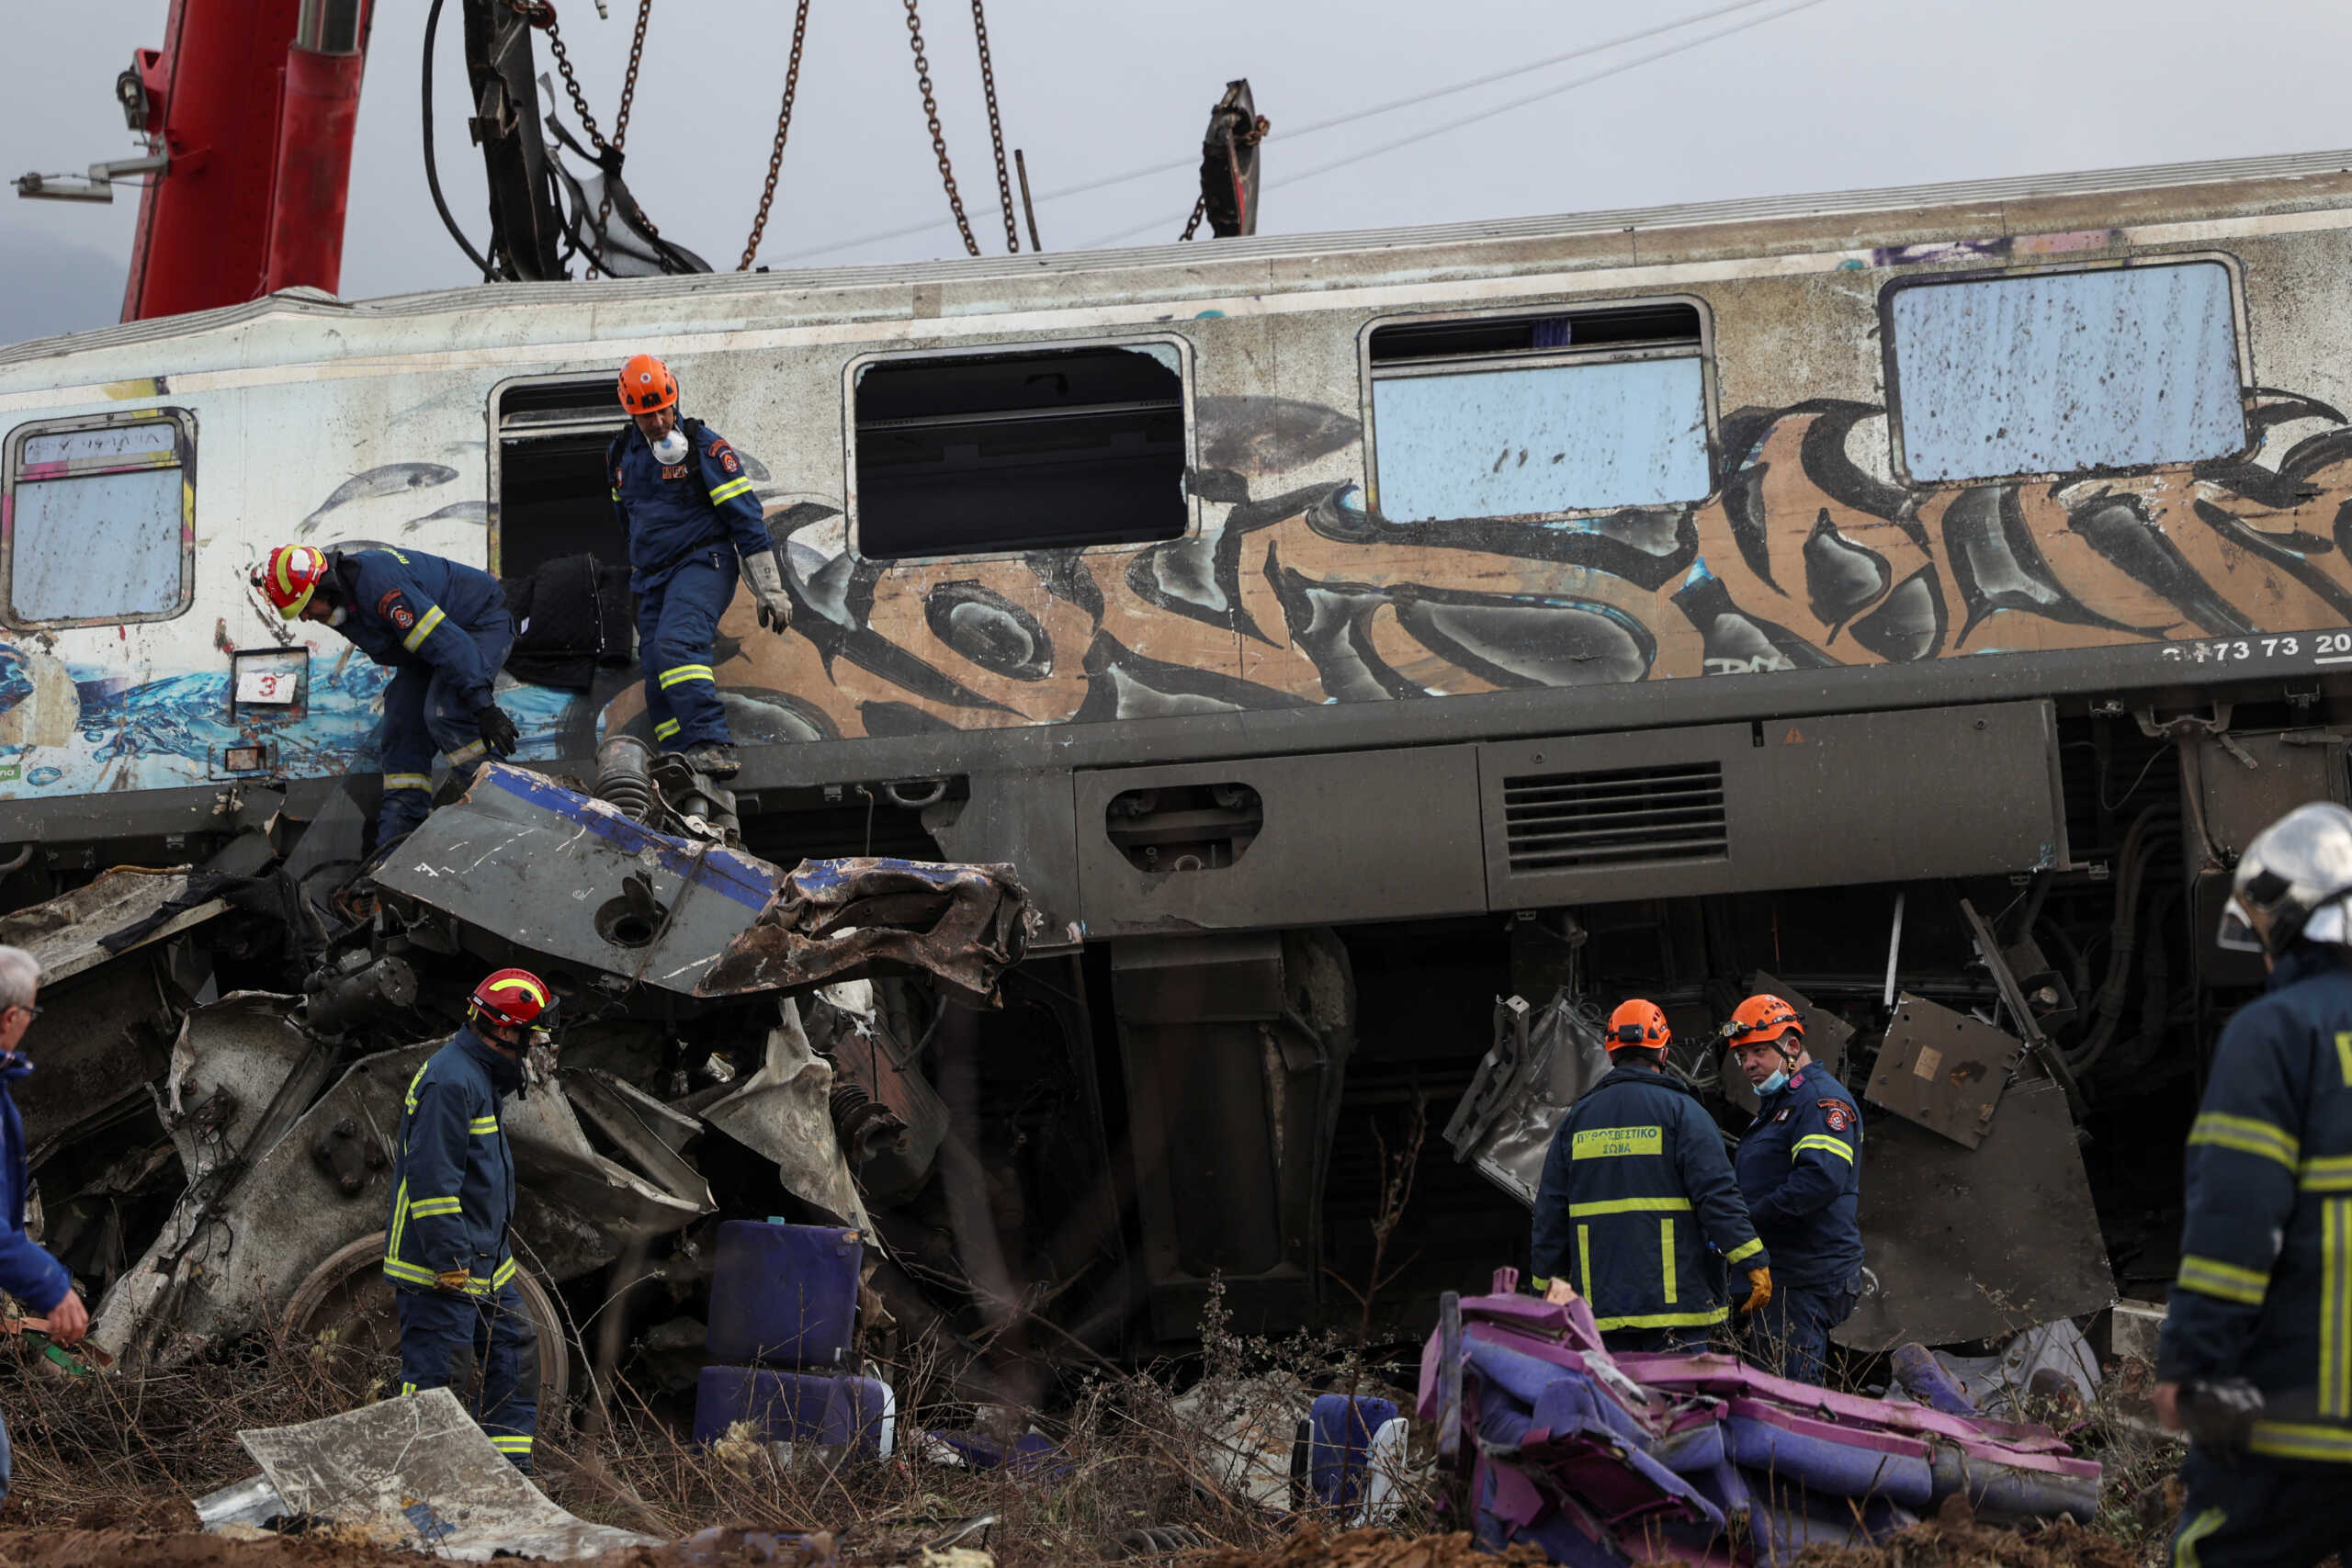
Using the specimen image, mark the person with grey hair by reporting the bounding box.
[0,942,88,1504]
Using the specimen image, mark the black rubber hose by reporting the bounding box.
[423,0,495,280]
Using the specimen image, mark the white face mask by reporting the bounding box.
[326,604,349,627]
[1758,1067,1790,1096]
[651,427,690,466]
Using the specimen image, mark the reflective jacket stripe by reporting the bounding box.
[468,1117,499,1134]
[2246,1421,2352,1462]
[1593,1304,1730,1331]
[407,1196,463,1218]
[2326,1200,2352,1418]
[384,773,433,793]
[401,604,447,653]
[1792,1134,1854,1164]
[1568,1196,1690,1216]
[707,476,755,504]
[2188,1111,2301,1170]
[2177,1253,2270,1305]
[2306,1155,2352,1192]
[1660,1218,1677,1304]
[658,663,715,688]
[1725,1236,1765,1266]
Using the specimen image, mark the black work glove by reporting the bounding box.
[474,704,519,759]
[2180,1378,2265,1458]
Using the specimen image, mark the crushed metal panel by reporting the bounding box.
[160,991,317,1179]
[1442,992,1611,1204]
[373,763,781,997]
[0,865,226,985]
[1837,1061,2114,1351]
[1866,993,2023,1149]
[700,856,1031,1007]
[238,1386,656,1560]
[507,1061,715,1284]
[1722,972,1854,1119]
[702,999,873,1233]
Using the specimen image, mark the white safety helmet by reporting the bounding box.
[2218,801,2352,954]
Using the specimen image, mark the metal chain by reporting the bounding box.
[967,0,1020,254]
[901,0,980,258]
[1180,194,1206,242]
[739,0,812,270]
[523,2,607,152]
[597,1,657,250]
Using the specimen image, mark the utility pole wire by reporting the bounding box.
[766,0,1812,264]
[1078,0,1841,251]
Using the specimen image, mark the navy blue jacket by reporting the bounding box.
[1734,1065,1864,1291]
[607,418,770,589]
[329,547,511,713]
[1532,1060,1770,1333]
[383,1028,523,1297]
[0,1055,69,1314]
[2158,942,2352,1464]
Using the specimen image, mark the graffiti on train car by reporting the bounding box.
[596,389,2352,740]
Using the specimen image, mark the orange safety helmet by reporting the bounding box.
[254,544,330,619]
[469,966,556,1032]
[1725,993,1804,1050]
[1605,998,1671,1053]
[617,353,678,414]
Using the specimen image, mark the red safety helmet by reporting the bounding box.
[254,544,330,619]
[1725,993,1804,1051]
[1605,999,1671,1054]
[617,353,678,414]
[470,967,555,1032]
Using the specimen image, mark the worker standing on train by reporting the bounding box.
[1531,1000,1773,1353]
[609,355,794,781]
[1727,993,1865,1386]
[254,543,516,846]
[382,967,555,1472]
[2153,802,2352,1567]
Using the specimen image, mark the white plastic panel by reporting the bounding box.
[1889,261,2245,481]
[1372,355,1710,521]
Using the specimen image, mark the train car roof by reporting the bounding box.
[6,143,2352,388]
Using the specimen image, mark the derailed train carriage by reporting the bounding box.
[3,145,2351,1368]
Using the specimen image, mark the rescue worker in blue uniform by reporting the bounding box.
[610,354,794,780]
[2154,802,2352,1568]
[255,543,517,844]
[383,967,553,1472]
[1726,992,1865,1386]
[1532,999,1774,1353]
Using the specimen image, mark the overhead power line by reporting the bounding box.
[1079,0,1841,251]
[764,0,1810,265]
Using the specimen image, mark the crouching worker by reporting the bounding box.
[254,544,519,846]
[383,968,552,1471]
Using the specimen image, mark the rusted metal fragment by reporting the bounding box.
[1866,992,2023,1149]
[698,857,1030,1008]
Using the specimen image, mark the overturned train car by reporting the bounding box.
[4,147,2351,1359]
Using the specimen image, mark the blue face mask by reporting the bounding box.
[1757,1067,1790,1096]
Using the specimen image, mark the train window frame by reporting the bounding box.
[488,371,636,581]
[1878,253,2255,486]
[0,407,198,630]
[842,333,1199,565]
[1357,295,1719,524]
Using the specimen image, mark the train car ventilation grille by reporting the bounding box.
[1502,762,1728,872]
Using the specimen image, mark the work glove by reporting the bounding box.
[2179,1377,2265,1457]
[1742,1265,1773,1314]
[743,547,793,634]
[1542,1277,1580,1307]
[474,704,519,759]
[434,1269,471,1295]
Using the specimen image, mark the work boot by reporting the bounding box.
[683,741,740,780]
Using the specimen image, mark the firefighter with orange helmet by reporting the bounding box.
[254,543,518,845]
[1726,992,1866,1385]
[1531,999,1772,1354]
[608,354,793,780]
[381,967,557,1471]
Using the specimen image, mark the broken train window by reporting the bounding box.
[493,377,633,580]
[850,340,1193,560]
[3,409,196,627]
[1883,258,2247,483]
[1364,299,1713,523]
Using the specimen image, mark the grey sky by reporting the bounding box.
[7,0,2352,344]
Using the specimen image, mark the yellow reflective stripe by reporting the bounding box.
[653,718,681,741]
[2338,1032,2352,1089]
[2246,1421,2352,1462]
[383,773,433,792]
[1567,1197,1691,1217]
[2188,1111,2300,1171]
[401,604,447,652]
[658,663,715,688]
[406,1196,463,1218]
[2327,1200,2352,1419]
[400,1382,417,1396]
[467,1116,499,1134]
[1572,1126,1663,1159]
[1592,1305,1728,1331]
[490,1436,535,1452]
[382,1258,438,1287]
[1530,1276,1551,1292]
[2305,1155,2352,1193]
[1792,1134,1855,1165]
[2174,1506,2228,1568]
[1577,1224,1591,1300]
[404,1061,432,1113]
[707,476,755,504]
[388,1178,409,1257]
[1660,1217,1677,1305]
[492,1256,517,1288]
[1724,1237,1764,1266]
[445,739,488,766]
[2177,1253,2270,1305]
[609,488,621,502]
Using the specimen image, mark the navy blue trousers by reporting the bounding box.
[395,1282,540,1471]
[378,618,515,843]
[2171,1448,2352,1568]
[1602,1324,1713,1355]
[1747,1276,1859,1387]
[637,548,737,750]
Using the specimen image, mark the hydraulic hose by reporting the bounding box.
[423,0,495,280]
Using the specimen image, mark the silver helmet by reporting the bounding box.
[2219,801,2352,954]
